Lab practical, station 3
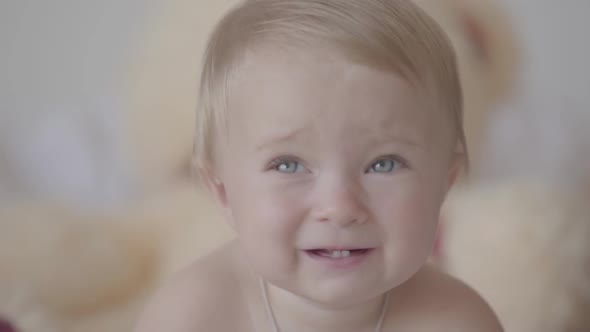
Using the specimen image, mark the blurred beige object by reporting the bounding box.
[1,1,238,331]
[126,0,240,190]
[414,0,519,170]
[0,202,157,332]
[122,182,234,278]
[0,183,233,332]
[65,183,234,332]
[442,180,590,332]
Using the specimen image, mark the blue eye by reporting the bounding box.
[271,159,306,173]
[367,157,404,173]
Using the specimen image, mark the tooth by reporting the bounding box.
[328,250,351,258]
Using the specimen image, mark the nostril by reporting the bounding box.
[312,190,369,225]
[315,209,367,226]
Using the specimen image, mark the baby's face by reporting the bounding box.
[212,50,458,305]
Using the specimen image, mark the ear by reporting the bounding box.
[197,167,234,226]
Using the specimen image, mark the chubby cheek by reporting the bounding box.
[397,195,440,253]
[225,174,307,276]
[377,184,443,273]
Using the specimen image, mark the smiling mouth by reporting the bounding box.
[306,249,372,258]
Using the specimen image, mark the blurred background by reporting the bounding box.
[0,0,588,331]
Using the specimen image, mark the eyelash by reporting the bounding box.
[268,156,303,171]
[366,154,409,173]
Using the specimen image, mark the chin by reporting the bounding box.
[300,278,386,307]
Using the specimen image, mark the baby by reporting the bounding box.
[135,0,502,331]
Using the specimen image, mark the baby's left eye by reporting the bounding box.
[367,157,405,173]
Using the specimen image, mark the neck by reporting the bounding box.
[263,280,388,332]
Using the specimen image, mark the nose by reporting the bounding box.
[312,183,369,227]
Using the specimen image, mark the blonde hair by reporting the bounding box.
[194,0,465,171]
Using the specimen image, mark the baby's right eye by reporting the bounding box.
[270,158,307,173]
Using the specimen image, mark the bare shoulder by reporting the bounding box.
[388,264,503,332]
[134,241,245,332]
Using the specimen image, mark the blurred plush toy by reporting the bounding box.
[413,0,520,266]
[0,183,233,332]
[0,1,238,331]
[0,201,155,332]
[414,0,519,170]
[433,1,590,330]
[442,180,590,332]
[125,0,240,191]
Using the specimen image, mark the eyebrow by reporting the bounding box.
[255,127,422,152]
[369,131,422,148]
[255,126,311,152]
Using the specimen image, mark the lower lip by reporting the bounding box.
[304,249,375,269]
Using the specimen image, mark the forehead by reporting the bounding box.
[226,49,449,145]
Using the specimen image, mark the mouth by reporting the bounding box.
[305,248,373,259]
[303,248,375,269]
